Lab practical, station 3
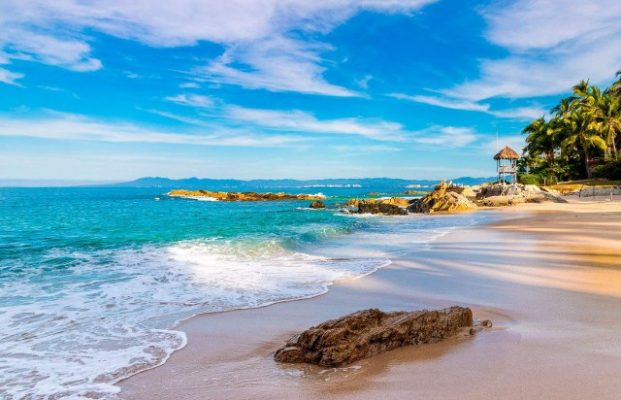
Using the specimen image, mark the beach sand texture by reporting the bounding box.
[121,199,621,400]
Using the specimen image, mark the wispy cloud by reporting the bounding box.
[488,106,547,120]
[412,126,479,147]
[390,93,547,120]
[225,105,409,141]
[164,94,215,108]
[0,0,436,94]
[0,112,303,147]
[0,67,23,86]
[389,93,489,112]
[201,37,359,97]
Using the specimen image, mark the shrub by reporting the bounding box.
[593,160,621,180]
[519,174,542,185]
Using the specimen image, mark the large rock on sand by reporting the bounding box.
[408,181,477,213]
[274,307,474,367]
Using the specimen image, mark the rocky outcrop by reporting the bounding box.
[167,190,324,202]
[309,200,325,209]
[274,307,477,367]
[408,181,477,213]
[357,201,408,215]
[476,183,567,206]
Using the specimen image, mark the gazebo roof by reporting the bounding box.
[493,146,520,160]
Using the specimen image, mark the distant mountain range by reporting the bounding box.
[110,176,496,190]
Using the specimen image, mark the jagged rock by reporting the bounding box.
[345,198,361,207]
[379,197,411,207]
[309,201,325,209]
[408,181,477,213]
[450,185,476,199]
[403,190,428,195]
[274,307,475,367]
[168,190,324,202]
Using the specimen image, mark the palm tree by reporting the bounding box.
[609,70,621,96]
[594,93,621,160]
[572,79,591,98]
[561,110,608,178]
[523,117,556,162]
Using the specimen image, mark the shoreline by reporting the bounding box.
[121,199,621,399]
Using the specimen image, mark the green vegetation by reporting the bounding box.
[520,71,621,183]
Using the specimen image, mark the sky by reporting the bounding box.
[1,0,621,181]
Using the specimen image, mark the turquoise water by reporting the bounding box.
[0,187,493,399]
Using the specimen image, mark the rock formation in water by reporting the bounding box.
[408,181,478,213]
[309,200,325,209]
[274,306,477,367]
[357,201,408,215]
[167,190,324,202]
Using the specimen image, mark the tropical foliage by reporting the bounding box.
[520,71,621,183]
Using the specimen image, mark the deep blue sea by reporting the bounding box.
[0,186,494,399]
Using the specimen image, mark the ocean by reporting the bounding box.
[0,186,494,399]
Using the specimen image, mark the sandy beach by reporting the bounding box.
[121,198,621,400]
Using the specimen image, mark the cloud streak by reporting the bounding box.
[225,105,410,141]
[390,93,547,120]
[0,112,304,147]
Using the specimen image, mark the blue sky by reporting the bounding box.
[1,0,620,180]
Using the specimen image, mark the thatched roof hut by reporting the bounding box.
[493,146,520,160]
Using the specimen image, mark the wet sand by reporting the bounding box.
[121,199,621,400]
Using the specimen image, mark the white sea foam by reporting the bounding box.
[0,240,389,399]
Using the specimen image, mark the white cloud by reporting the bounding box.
[0,0,435,94]
[389,93,490,112]
[412,126,479,147]
[201,36,358,96]
[488,106,547,120]
[444,0,621,100]
[0,67,23,85]
[165,94,215,108]
[390,93,547,120]
[0,112,303,147]
[226,105,408,141]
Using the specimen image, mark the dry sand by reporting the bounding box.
[121,199,621,400]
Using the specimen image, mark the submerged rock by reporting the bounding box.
[309,200,325,209]
[167,189,324,202]
[274,306,475,367]
[408,181,477,213]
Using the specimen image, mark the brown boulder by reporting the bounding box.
[357,201,408,215]
[274,307,474,367]
[309,201,325,209]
